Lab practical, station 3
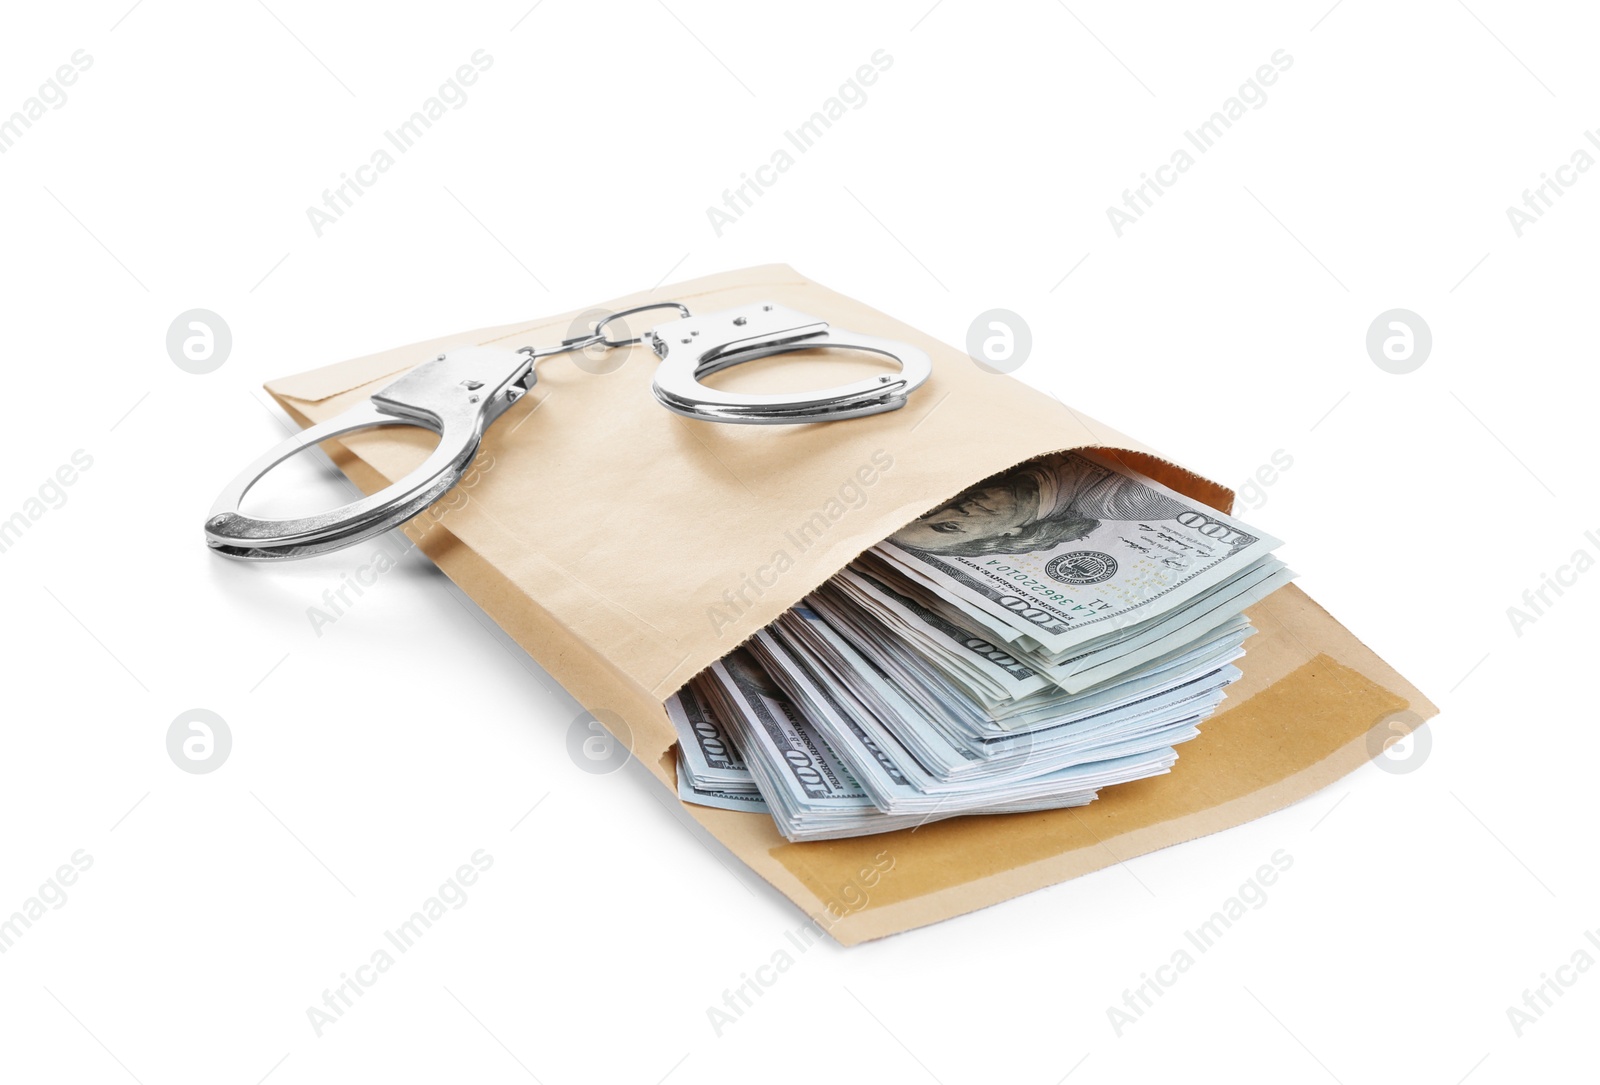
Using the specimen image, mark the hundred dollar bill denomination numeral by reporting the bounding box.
[666,681,752,789]
[822,570,1048,702]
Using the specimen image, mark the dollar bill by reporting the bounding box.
[821,570,1049,704]
[665,682,753,789]
[662,449,1293,841]
[771,604,1222,780]
[675,758,768,813]
[875,449,1283,658]
[752,621,1195,808]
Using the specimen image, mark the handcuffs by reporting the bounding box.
[204,301,932,561]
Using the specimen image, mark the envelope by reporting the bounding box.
[262,264,1436,945]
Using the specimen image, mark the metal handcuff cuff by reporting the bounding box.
[204,301,932,561]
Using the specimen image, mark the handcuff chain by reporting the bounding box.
[517,301,693,363]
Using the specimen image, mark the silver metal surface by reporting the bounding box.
[595,302,691,348]
[205,346,533,561]
[647,302,932,425]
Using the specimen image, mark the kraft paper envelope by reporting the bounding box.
[262,264,1436,945]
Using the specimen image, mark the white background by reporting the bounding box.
[1,1,1595,1081]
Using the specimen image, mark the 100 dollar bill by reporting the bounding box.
[666,681,751,789]
[876,450,1282,657]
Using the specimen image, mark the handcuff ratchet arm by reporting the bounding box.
[204,345,533,561]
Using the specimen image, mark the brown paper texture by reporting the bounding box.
[263,264,1436,945]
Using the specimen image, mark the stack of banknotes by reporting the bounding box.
[667,450,1293,841]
